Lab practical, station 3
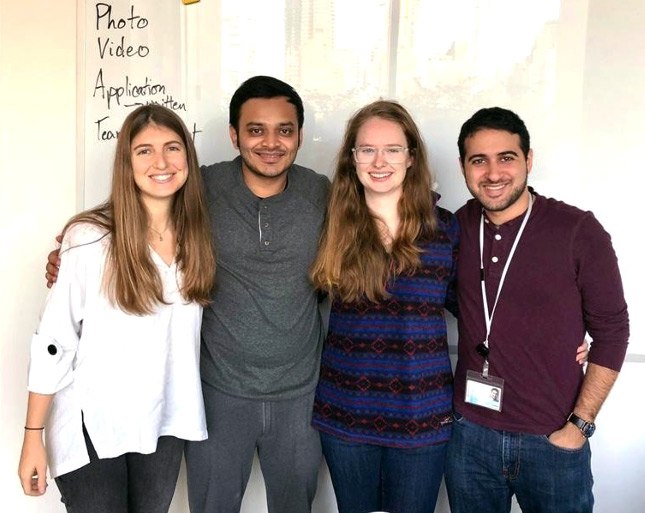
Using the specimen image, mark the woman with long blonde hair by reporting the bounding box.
[18,104,215,513]
[310,100,459,513]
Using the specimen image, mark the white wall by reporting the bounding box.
[0,1,79,511]
[1,1,643,512]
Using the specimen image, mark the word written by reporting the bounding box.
[95,116,201,142]
[94,70,173,109]
[98,36,149,59]
[95,2,149,30]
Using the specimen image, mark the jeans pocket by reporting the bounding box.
[541,434,588,453]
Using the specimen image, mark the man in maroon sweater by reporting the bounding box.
[446,107,629,513]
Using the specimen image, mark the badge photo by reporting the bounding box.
[465,370,504,412]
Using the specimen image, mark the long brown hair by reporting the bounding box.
[64,105,215,314]
[310,100,437,303]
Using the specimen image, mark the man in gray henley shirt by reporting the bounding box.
[184,76,330,513]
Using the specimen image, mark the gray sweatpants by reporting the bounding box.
[185,384,322,513]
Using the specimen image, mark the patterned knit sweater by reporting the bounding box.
[312,207,459,448]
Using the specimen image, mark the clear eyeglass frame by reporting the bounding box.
[352,146,409,164]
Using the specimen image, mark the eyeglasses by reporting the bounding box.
[352,146,409,164]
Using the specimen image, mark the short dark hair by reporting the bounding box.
[458,107,530,163]
[229,75,304,131]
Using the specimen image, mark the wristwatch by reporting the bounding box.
[567,412,596,438]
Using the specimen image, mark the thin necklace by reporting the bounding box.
[149,224,170,242]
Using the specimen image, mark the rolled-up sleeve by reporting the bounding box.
[28,333,75,393]
[27,224,101,394]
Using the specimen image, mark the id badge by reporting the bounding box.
[465,370,504,412]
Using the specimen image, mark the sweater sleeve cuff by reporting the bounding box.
[587,341,629,372]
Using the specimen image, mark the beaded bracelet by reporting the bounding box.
[24,426,45,431]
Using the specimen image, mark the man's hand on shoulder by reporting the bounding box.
[45,235,62,288]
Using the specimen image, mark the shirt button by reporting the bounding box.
[264,223,269,228]
[47,344,58,355]
[494,234,502,240]
[491,256,499,263]
[264,241,270,246]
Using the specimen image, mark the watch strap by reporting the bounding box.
[567,412,595,438]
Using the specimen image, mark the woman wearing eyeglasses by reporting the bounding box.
[310,100,458,513]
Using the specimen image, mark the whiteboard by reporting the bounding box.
[81,0,196,205]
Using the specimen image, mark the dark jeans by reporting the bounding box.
[55,427,184,513]
[445,413,594,513]
[320,431,447,513]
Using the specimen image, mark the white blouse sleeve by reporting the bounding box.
[28,223,108,394]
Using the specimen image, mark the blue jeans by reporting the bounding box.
[445,413,593,513]
[320,432,447,513]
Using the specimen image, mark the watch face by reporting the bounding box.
[583,423,596,437]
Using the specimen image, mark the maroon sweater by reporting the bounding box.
[454,189,629,435]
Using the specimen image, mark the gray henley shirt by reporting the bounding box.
[200,156,330,400]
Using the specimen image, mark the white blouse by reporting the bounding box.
[28,222,207,478]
